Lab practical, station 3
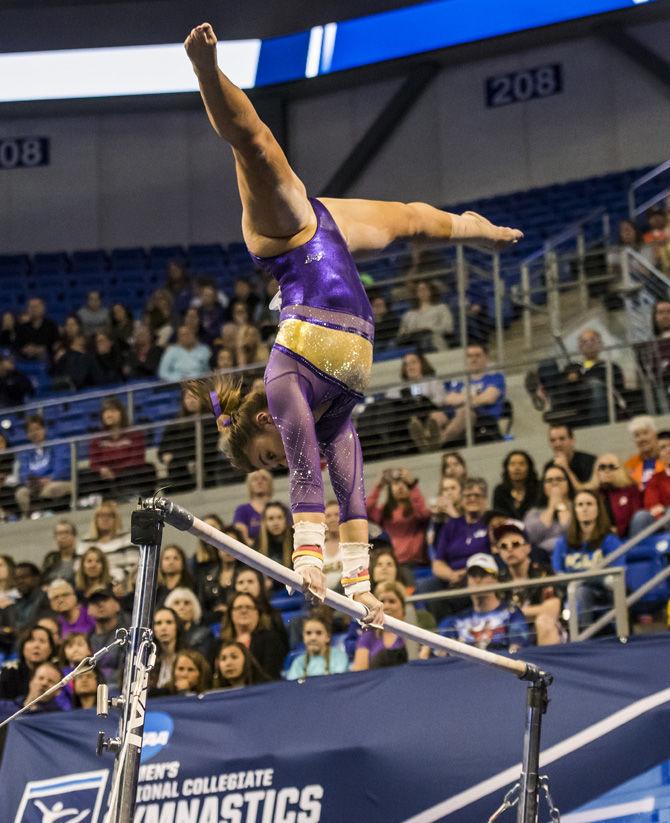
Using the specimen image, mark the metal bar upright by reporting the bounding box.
[520,264,532,350]
[493,253,505,363]
[106,506,164,823]
[576,230,588,311]
[517,674,552,823]
[456,244,468,350]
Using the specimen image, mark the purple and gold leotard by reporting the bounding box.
[249,198,374,522]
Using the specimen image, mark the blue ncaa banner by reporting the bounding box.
[1,636,670,822]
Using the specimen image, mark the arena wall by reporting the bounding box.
[1,20,669,254]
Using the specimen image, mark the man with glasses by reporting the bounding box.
[46,579,95,638]
[42,520,78,585]
[625,416,664,490]
[440,552,529,653]
[543,424,595,489]
[495,521,563,646]
[416,478,490,620]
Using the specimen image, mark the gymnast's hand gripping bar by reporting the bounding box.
[151,496,546,683]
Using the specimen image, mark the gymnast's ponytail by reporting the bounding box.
[185,374,268,472]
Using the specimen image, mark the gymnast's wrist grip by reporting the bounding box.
[340,542,371,597]
[292,545,324,571]
[292,521,326,571]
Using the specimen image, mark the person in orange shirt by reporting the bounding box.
[624,416,664,490]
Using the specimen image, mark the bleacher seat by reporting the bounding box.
[33,252,68,274]
[110,247,147,271]
[0,254,30,276]
[72,250,107,272]
[624,533,670,614]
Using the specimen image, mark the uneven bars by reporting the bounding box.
[154,496,542,682]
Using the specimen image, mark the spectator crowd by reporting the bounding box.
[1,412,669,723]
[0,200,669,723]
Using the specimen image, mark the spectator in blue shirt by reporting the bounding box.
[158,324,212,382]
[440,553,530,653]
[416,477,490,620]
[552,489,622,630]
[15,415,72,518]
[418,343,505,449]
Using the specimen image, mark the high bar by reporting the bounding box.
[152,496,545,682]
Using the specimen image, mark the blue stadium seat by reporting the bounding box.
[33,252,69,274]
[0,254,30,276]
[72,250,107,272]
[270,591,306,612]
[110,247,147,271]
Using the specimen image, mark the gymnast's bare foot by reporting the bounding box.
[451,211,524,252]
[184,22,219,77]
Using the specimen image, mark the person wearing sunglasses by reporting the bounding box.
[588,453,645,538]
[495,521,563,646]
[643,431,670,522]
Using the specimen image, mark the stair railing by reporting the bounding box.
[628,158,670,219]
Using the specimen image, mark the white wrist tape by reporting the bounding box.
[292,521,326,571]
[340,542,371,597]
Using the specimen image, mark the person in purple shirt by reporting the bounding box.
[46,579,95,638]
[416,478,490,620]
[233,469,274,545]
[182,22,522,627]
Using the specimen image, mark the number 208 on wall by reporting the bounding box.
[0,137,50,170]
[485,64,563,108]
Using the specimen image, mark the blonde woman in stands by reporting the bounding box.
[77,500,137,581]
[233,469,274,545]
[235,325,270,367]
[254,501,293,570]
[323,500,343,591]
[351,582,431,671]
[183,22,522,625]
[169,649,212,695]
[74,546,113,600]
[589,454,645,538]
[428,474,464,555]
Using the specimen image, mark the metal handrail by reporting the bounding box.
[0,361,260,421]
[519,207,608,266]
[629,158,670,218]
[0,333,655,456]
[407,567,630,641]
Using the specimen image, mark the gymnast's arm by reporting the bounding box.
[321,197,522,255]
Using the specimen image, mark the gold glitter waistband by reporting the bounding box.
[275,318,373,394]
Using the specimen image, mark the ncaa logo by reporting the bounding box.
[140,711,174,763]
[14,769,108,823]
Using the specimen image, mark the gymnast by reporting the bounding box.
[183,23,522,625]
